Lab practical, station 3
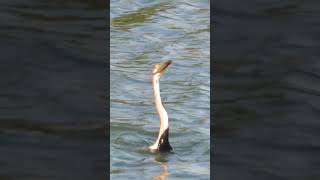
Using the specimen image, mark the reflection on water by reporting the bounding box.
[152,153,170,180]
[111,0,210,179]
[112,3,171,31]
[153,162,169,180]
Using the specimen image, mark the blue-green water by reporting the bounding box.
[1,0,107,179]
[110,0,210,179]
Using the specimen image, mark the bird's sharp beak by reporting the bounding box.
[154,60,172,75]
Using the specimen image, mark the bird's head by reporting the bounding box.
[152,60,172,79]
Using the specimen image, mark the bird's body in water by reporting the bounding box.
[149,60,173,153]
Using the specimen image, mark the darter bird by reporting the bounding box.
[149,60,173,152]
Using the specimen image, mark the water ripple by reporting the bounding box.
[111,0,209,179]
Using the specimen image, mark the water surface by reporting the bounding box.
[0,1,107,179]
[213,1,320,179]
[110,0,210,179]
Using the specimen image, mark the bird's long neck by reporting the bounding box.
[153,76,168,136]
[153,76,168,130]
[149,74,173,152]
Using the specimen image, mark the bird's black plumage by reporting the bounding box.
[157,128,173,152]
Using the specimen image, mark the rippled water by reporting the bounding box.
[110,0,210,179]
[214,1,320,179]
[1,1,107,179]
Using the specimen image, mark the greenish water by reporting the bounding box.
[110,0,210,179]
